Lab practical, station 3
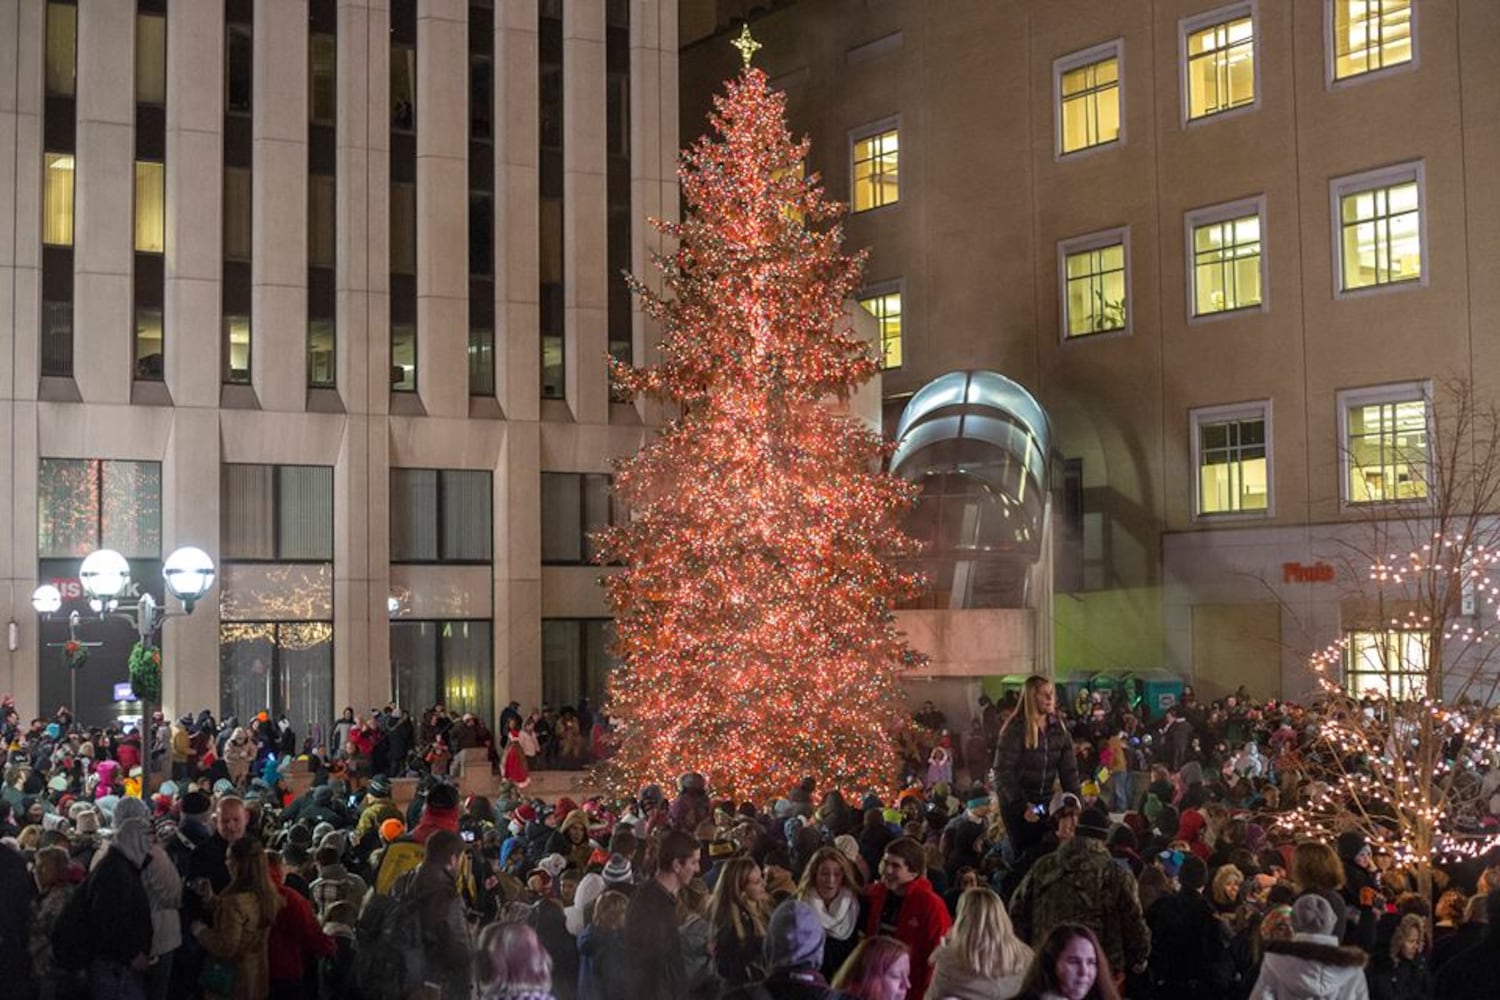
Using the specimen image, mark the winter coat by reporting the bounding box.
[865,876,952,1000]
[681,912,723,1000]
[925,942,1025,999]
[1145,888,1233,993]
[138,843,184,957]
[195,889,276,1000]
[1250,933,1370,1000]
[578,923,630,1000]
[1010,836,1150,975]
[1365,952,1432,1000]
[85,846,154,965]
[1432,928,1500,999]
[993,715,1080,809]
[625,878,688,1000]
[0,842,36,989]
[268,883,335,982]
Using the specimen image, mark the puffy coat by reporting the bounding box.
[1250,933,1370,1000]
[1009,836,1150,976]
[993,716,1079,808]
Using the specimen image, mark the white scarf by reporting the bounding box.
[808,887,859,941]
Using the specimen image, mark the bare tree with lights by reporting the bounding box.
[1277,378,1500,901]
[594,30,925,803]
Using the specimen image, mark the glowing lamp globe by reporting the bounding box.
[163,546,216,611]
[31,584,62,615]
[79,549,131,602]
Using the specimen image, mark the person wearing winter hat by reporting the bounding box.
[353,776,403,847]
[722,898,837,1000]
[602,852,634,889]
[410,779,460,844]
[112,795,185,996]
[1250,893,1369,999]
[379,817,406,843]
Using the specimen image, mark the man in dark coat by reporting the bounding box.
[85,817,154,996]
[625,829,700,999]
[1145,854,1232,998]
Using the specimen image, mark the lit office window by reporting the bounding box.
[851,125,899,212]
[1061,232,1128,338]
[134,161,165,254]
[1184,7,1256,120]
[1336,165,1422,291]
[224,315,251,384]
[1057,46,1121,155]
[1193,407,1269,515]
[858,289,903,370]
[391,325,416,392]
[1331,0,1412,81]
[45,3,77,97]
[1344,630,1427,698]
[43,153,75,247]
[1342,386,1428,504]
[1188,200,1263,316]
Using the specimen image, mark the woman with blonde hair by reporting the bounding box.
[475,920,555,1000]
[1210,863,1245,914]
[796,845,864,979]
[832,935,912,1000]
[1366,912,1431,1000]
[707,856,772,988]
[994,675,1079,853]
[190,836,282,1000]
[926,886,1033,999]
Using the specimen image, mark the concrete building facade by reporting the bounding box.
[1,0,681,730]
[681,0,1500,709]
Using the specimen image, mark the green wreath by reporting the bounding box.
[61,639,88,671]
[128,641,162,704]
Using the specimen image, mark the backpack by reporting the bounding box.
[352,884,426,1000]
[371,836,425,895]
[49,878,93,971]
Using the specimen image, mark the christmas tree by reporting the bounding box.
[596,31,926,802]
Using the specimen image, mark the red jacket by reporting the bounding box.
[864,876,951,1000]
[268,884,335,982]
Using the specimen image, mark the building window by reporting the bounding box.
[223,166,252,261]
[469,328,495,396]
[1329,1,1413,83]
[1056,42,1122,156]
[391,620,492,722]
[391,469,493,563]
[134,161,165,254]
[1182,4,1257,121]
[470,53,493,140]
[1333,162,1424,293]
[390,182,416,275]
[542,619,617,711]
[391,44,416,132]
[1340,382,1429,504]
[221,622,334,738]
[221,464,333,561]
[469,194,493,276]
[136,12,166,105]
[1192,403,1270,516]
[1059,229,1129,339]
[391,325,416,392]
[308,174,336,269]
[1187,197,1264,317]
[858,287,903,370]
[851,121,899,212]
[308,320,335,389]
[135,307,163,380]
[310,32,337,125]
[45,2,77,97]
[224,314,251,384]
[37,458,162,558]
[1344,629,1427,698]
[43,153,75,247]
[226,21,252,114]
[541,473,619,565]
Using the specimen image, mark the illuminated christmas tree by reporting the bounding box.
[596,30,925,802]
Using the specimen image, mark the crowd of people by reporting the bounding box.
[4,676,1500,1000]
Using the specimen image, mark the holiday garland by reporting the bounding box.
[61,640,87,671]
[127,641,162,703]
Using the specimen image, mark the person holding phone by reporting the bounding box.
[993,676,1080,857]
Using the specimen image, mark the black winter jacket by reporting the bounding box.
[993,715,1079,808]
[85,847,154,965]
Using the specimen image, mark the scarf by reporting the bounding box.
[808,887,859,941]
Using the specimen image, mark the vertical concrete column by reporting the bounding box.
[367,1,391,418]
[165,0,224,407]
[495,422,542,711]
[334,0,375,712]
[161,416,220,718]
[1,1,42,710]
[252,0,308,409]
[496,0,540,422]
[73,0,135,404]
[562,0,607,423]
[630,0,677,426]
[416,0,469,418]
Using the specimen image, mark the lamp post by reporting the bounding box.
[32,546,217,730]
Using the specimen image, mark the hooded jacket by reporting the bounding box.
[865,876,951,1000]
[1009,835,1150,976]
[1250,933,1370,1000]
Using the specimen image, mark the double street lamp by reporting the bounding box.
[31,546,218,718]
